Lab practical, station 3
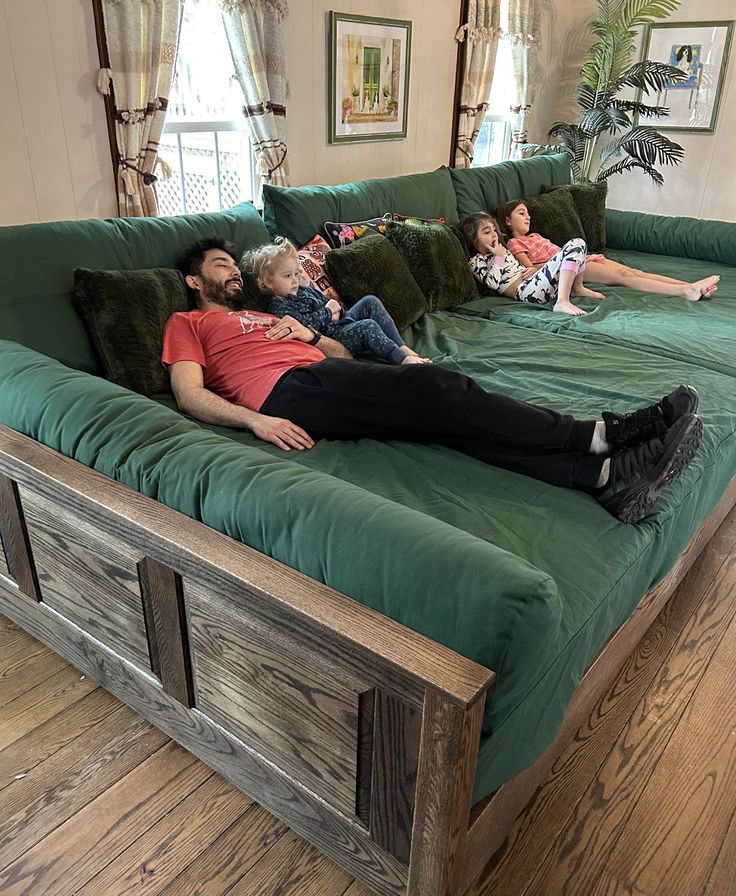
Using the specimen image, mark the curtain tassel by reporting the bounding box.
[97,68,113,95]
[157,157,173,179]
[120,167,137,195]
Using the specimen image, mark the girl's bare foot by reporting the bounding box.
[685,275,720,301]
[401,355,432,364]
[572,286,605,300]
[553,300,587,316]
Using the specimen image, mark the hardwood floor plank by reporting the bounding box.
[341,881,378,896]
[0,705,168,868]
[704,803,736,896]
[0,640,68,708]
[225,829,353,896]
[518,530,736,896]
[604,603,736,895]
[0,741,208,896]
[0,664,98,750]
[589,869,648,896]
[157,803,288,896]
[75,773,253,896]
[0,688,119,792]
[0,617,41,663]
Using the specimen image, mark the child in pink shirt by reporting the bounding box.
[499,199,719,301]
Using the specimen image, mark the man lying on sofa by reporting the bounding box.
[162,236,703,525]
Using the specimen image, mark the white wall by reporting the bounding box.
[0,0,117,225]
[530,0,736,222]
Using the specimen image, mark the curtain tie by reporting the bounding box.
[97,68,113,96]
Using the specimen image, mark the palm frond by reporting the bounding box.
[619,0,681,29]
[580,106,630,136]
[597,156,664,186]
[611,98,671,118]
[547,122,587,166]
[606,126,684,167]
[615,60,687,94]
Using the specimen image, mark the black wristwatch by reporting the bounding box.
[307,327,321,345]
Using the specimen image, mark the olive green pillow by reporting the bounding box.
[323,233,428,331]
[385,221,479,311]
[542,181,608,251]
[523,189,585,249]
[73,267,190,396]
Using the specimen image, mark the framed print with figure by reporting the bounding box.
[327,11,411,144]
[640,20,734,133]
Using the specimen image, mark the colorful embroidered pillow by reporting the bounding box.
[297,234,343,306]
[323,213,392,249]
[392,213,447,226]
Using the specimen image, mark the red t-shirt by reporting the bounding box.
[162,309,324,411]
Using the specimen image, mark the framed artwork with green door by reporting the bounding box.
[327,11,411,144]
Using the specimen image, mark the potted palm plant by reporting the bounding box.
[549,0,688,185]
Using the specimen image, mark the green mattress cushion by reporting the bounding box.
[262,167,460,247]
[0,202,270,374]
[542,181,608,251]
[72,267,190,396]
[385,221,478,311]
[451,153,572,220]
[323,233,428,330]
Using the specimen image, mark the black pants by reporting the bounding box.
[261,359,603,490]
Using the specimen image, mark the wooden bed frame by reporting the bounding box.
[1,422,734,896]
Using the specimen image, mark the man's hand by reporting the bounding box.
[265,315,312,342]
[249,414,315,451]
[325,298,342,321]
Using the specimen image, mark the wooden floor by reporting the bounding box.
[1,510,736,896]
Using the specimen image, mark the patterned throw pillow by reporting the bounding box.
[392,213,447,226]
[323,213,392,249]
[297,234,343,306]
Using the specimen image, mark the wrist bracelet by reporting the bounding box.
[308,327,321,345]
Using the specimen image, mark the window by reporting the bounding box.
[157,0,257,216]
[472,1,513,168]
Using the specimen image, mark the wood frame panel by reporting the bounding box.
[0,422,732,896]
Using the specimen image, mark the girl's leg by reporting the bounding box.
[584,260,719,299]
[347,295,431,362]
[516,238,597,315]
[338,319,409,365]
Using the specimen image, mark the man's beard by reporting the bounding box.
[200,274,247,310]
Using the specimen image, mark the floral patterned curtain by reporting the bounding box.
[453,0,502,168]
[507,0,541,160]
[220,0,290,199]
[98,0,183,217]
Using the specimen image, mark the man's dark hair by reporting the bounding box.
[178,236,237,278]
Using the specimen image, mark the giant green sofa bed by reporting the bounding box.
[1,154,735,896]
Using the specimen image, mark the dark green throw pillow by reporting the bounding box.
[324,233,428,331]
[523,189,585,249]
[385,221,478,311]
[73,267,190,396]
[542,181,608,251]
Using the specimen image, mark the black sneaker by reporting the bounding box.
[598,413,703,524]
[603,385,699,450]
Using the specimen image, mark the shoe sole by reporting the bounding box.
[606,414,703,524]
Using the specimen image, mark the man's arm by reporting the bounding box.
[265,315,351,358]
[169,360,315,451]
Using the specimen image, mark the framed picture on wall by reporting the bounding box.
[327,11,411,144]
[639,20,734,133]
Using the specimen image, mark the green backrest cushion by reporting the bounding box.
[606,209,736,266]
[0,202,270,374]
[323,233,428,330]
[523,189,586,248]
[542,181,608,251]
[262,167,460,247]
[72,268,190,396]
[386,221,478,311]
[451,153,572,220]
